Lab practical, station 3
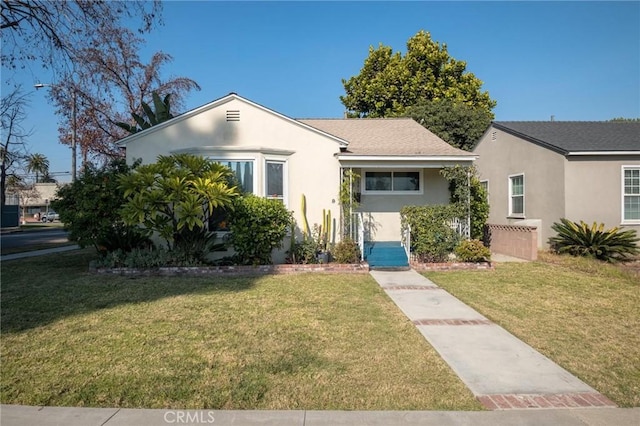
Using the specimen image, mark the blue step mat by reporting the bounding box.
[364,241,409,269]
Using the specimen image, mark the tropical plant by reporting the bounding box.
[116,91,174,134]
[454,239,491,262]
[25,153,49,183]
[287,238,320,264]
[118,154,238,257]
[549,218,640,263]
[51,159,150,254]
[401,205,463,263]
[227,195,293,265]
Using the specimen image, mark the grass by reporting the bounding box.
[0,250,480,410]
[425,252,640,408]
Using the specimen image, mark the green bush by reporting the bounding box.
[401,205,462,262]
[454,239,491,262]
[332,238,361,264]
[549,218,640,263]
[287,238,320,264]
[440,165,489,240]
[228,195,293,265]
[51,159,150,254]
[93,247,209,269]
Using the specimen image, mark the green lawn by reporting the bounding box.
[426,252,640,408]
[0,250,480,410]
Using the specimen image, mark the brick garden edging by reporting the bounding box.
[411,261,493,271]
[91,263,371,277]
[91,261,493,277]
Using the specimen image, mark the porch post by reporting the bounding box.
[466,168,471,240]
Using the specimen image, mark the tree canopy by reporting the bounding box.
[341,31,496,118]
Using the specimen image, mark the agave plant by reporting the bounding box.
[549,218,640,262]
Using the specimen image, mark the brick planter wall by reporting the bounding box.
[91,263,370,277]
[411,261,493,271]
[486,224,538,261]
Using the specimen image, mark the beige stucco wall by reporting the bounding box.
[123,97,343,262]
[473,127,566,245]
[564,156,640,235]
[355,168,451,241]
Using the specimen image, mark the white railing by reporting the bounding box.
[350,211,365,261]
[449,217,470,239]
[401,222,411,262]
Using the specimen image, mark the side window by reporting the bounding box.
[509,174,524,217]
[266,161,285,203]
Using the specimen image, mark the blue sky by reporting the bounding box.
[3,1,639,181]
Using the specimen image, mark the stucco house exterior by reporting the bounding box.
[117,93,475,262]
[473,121,640,247]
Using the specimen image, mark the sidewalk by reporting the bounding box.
[0,244,80,261]
[2,405,639,425]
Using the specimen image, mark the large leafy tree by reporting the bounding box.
[405,98,493,151]
[341,31,496,150]
[341,31,496,118]
[119,154,239,253]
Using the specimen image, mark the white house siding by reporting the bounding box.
[474,127,566,246]
[123,97,343,262]
[564,155,640,235]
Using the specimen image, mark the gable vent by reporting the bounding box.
[226,110,240,122]
[491,131,497,141]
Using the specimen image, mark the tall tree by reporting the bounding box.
[405,98,493,151]
[1,0,161,72]
[47,27,200,162]
[116,91,174,134]
[26,153,49,183]
[0,87,31,206]
[341,31,496,118]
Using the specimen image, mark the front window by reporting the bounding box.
[623,166,640,222]
[364,170,421,193]
[509,174,524,217]
[221,160,254,193]
[266,161,285,202]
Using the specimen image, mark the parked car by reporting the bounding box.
[41,211,60,222]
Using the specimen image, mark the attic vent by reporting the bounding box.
[226,110,240,122]
[491,131,497,141]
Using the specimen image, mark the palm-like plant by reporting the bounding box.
[549,218,640,262]
[116,91,173,134]
[26,153,49,183]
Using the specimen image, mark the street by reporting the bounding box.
[0,229,70,250]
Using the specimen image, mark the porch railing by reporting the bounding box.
[449,217,470,239]
[351,211,365,261]
[401,222,411,262]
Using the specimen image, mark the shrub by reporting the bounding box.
[549,218,640,263]
[455,239,491,262]
[440,165,489,240]
[51,159,150,254]
[119,153,238,252]
[401,205,462,262]
[93,247,209,269]
[228,195,294,265]
[287,238,320,264]
[332,238,361,264]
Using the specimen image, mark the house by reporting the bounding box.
[117,93,476,263]
[5,182,60,223]
[473,121,640,247]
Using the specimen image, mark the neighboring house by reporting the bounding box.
[5,182,60,222]
[117,93,476,262]
[473,121,640,247]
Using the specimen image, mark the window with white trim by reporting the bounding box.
[219,160,254,193]
[509,174,524,217]
[623,166,640,222]
[363,170,421,193]
[480,180,489,195]
[265,160,285,203]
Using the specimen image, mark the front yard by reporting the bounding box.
[0,250,479,410]
[426,252,640,408]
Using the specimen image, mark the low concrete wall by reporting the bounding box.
[486,224,538,261]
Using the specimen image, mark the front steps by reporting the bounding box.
[364,241,409,270]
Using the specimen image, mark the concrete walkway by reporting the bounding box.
[0,244,80,261]
[370,270,617,410]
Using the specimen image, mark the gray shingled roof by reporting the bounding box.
[493,121,640,153]
[299,118,472,156]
